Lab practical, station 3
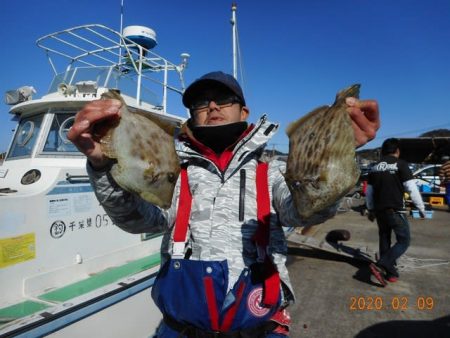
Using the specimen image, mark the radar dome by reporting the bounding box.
[123,26,157,50]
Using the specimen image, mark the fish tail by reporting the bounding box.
[335,84,361,103]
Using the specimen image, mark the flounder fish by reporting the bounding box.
[285,84,361,218]
[100,90,180,209]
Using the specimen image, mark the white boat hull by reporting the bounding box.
[1,23,188,337]
[49,286,161,338]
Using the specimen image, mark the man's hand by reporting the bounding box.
[346,97,380,148]
[439,160,450,184]
[367,210,376,222]
[419,210,426,219]
[67,99,122,169]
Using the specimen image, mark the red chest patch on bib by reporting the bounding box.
[247,287,270,317]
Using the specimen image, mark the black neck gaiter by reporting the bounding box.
[191,121,248,154]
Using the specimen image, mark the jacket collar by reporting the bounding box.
[176,115,279,173]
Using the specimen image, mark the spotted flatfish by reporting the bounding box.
[285,84,360,218]
[99,90,180,209]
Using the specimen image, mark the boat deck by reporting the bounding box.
[286,204,450,337]
[0,253,160,335]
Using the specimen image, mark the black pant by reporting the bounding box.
[375,210,410,276]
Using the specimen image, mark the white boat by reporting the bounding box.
[0,24,189,338]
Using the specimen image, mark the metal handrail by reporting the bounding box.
[36,24,189,111]
[36,25,178,69]
[65,173,90,184]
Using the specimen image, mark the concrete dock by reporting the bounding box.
[286,205,450,338]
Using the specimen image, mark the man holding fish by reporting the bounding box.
[68,72,379,337]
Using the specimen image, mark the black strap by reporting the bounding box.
[163,315,277,338]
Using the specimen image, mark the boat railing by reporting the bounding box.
[47,67,162,108]
[36,24,189,112]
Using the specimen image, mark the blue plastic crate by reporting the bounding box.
[411,210,433,219]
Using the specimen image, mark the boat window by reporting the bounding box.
[7,114,44,158]
[43,113,80,153]
[48,68,161,107]
[48,68,110,94]
[48,69,76,93]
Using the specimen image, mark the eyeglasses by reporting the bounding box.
[190,95,242,113]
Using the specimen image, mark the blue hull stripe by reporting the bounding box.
[47,185,93,195]
[8,275,157,338]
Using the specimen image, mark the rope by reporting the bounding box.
[397,255,450,271]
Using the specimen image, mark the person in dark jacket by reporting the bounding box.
[366,138,425,286]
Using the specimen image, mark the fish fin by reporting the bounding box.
[335,84,360,103]
[102,90,178,135]
[141,191,170,209]
[286,105,329,137]
[101,89,126,104]
[100,129,117,158]
[133,110,179,136]
[281,169,290,182]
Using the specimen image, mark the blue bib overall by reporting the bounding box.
[151,163,285,337]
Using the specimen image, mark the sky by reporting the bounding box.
[1,0,450,154]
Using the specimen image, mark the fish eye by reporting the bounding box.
[292,181,301,190]
[167,172,176,183]
[309,132,315,139]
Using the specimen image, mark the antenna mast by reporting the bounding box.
[120,0,124,35]
[118,0,125,65]
[231,3,238,80]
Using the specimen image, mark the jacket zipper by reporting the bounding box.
[222,118,267,176]
[239,169,246,221]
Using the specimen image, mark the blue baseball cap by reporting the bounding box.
[182,71,246,108]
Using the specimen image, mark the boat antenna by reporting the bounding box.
[230,3,245,90]
[231,2,238,80]
[120,0,125,35]
[118,0,125,65]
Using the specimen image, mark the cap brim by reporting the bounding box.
[182,79,244,108]
[183,79,226,107]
